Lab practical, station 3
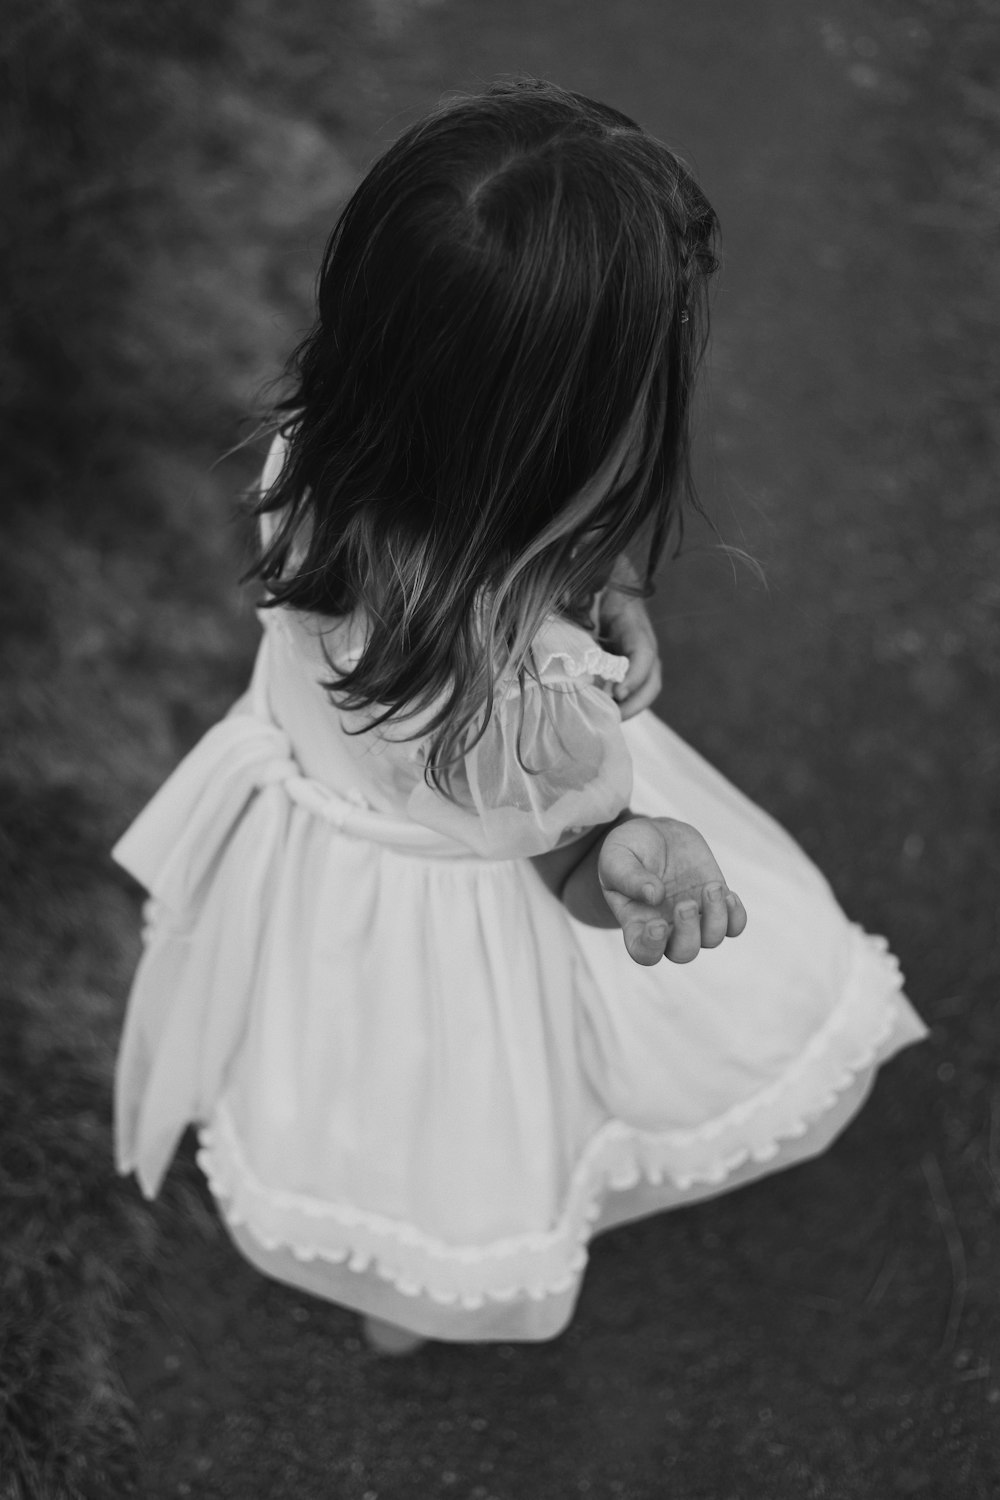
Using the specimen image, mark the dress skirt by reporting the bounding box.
[112,679,927,1342]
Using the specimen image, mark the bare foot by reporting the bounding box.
[361,1315,427,1356]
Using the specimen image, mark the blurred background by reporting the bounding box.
[1,1,998,1496]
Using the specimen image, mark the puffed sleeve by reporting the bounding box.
[404,624,634,859]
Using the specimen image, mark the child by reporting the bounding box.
[112,79,926,1353]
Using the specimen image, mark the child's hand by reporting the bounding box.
[598,555,661,720]
[598,817,747,966]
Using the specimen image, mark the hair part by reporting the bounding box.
[245,77,719,793]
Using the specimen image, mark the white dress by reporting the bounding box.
[112,459,927,1343]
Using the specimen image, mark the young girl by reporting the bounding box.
[112,79,926,1353]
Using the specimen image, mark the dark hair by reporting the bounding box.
[247,77,718,789]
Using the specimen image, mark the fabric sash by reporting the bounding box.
[112,626,475,1197]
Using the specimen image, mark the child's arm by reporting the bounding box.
[530,815,747,966]
[529,814,633,929]
[598,555,661,720]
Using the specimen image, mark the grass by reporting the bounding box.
[1,2,357,1491]
[1,0,998,1495]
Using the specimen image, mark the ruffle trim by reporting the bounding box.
[534,644,630,686]
[197,927,919,1309]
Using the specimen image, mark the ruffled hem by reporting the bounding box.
[196,925,924,1310]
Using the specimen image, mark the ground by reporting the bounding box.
[1,0,998,1496]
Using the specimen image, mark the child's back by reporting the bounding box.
[111,79,926,1346]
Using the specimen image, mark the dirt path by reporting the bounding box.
[110,2,999,1496]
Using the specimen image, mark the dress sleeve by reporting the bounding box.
[404,624,633,860]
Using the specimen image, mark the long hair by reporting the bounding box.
[246,78,719,791]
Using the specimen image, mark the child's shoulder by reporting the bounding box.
[255,431,628,692]
[279,610,629,706]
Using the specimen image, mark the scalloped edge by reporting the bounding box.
[196,926,924,1310]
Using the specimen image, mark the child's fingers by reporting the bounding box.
[666,902,702,963]
[602,883,662,931]
[668,888,746,964]
[611,629,655,695]
[725,891,748,937]
[615,661,663,721]
[698,884,729,949]
[601,887,670,966]
[599,841,665,907]
[618,889,746,969]
[625,917,670,967]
